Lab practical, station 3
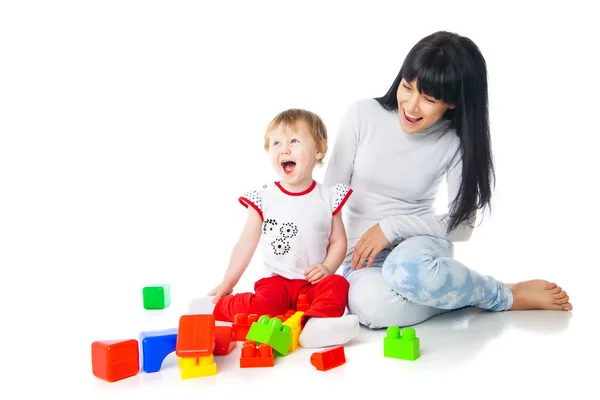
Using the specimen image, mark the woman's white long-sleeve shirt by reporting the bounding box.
[323,98,474,264]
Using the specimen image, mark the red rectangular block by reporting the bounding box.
[214,325,236,356]
[310,345,346,371]
[176,314,215,357]
[92,339,139,382]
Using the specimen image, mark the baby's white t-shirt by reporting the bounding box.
[239,180,352,280]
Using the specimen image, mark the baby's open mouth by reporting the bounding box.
[281,160,296,174]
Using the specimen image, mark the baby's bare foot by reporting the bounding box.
[507,280,572,311]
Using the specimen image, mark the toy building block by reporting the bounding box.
[245,316,292,357]
[232,313,259,341]
[178,354,217,379]
[310,346,346,371]
[282,311,304,352]
[274,309,296,322]
[92,339,139,382]
[143,284,171,309]
[296,294,310,312]
[240,340,274,368]
[383,326,420,361]
[214,325,236,356]
[139,327,178,373]
[176,314,215,357]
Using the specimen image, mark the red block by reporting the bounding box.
[232,313,259,341]
[310,346,346,371]
[91,339,139,382]
[176,314,215,357]
[296,294,310,312]
[240,340,274,368]
[214,325,236,356]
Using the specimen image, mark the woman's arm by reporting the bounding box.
[350,152,474,270]
[323,102,360,187]
[379,151,475,243]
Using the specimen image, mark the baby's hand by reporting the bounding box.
[304,264,331,284]
[208,282,234,304]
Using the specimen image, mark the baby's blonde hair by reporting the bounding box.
[263,109,328,166]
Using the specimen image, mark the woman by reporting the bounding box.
[323,31,572,329]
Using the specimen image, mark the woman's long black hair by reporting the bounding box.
[375,31,495,234]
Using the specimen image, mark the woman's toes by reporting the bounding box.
[546,282,557,290]
[563,302,573,311]
[550,285,562,294]
[555,295,570,304]
[554,290,567,299]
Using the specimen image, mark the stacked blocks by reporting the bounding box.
[176,314,217,378]
[143,284,171,309]
[310,346,346,371]
[178,354,217,379]
[139,328,178,373]
[92,339,140,382]
[383,326,420,361]
[245,316,292,357]
[240,341,275,368]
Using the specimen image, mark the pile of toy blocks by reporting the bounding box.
[91,287,422,383]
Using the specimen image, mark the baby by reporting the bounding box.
[190,108,360,348]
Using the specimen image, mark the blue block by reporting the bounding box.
[139,327,178,373]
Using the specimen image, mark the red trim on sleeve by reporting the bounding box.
[332,188,353,216]
[238,197,264,221]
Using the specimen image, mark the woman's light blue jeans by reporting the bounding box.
[343,235,513,329]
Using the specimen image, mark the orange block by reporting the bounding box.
[214,325,236,356]
[176,314,215,357]
[240,340,274,368]
[232,313,259,341]
[310,346,346,371]
[296,294,310,312]
[91,339,139,382]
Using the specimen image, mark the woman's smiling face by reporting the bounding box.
[396,78,455,133]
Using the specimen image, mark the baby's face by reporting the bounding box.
[267,122,322,190]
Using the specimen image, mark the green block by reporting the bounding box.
[383,326,420,361]
[143,284,171,309]
[245,316,292,356]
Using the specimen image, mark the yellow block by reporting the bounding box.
[283,311,304,352]
[178,354,217,379]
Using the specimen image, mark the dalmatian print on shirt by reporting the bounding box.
[261,219,298,256]
[262,218,277,235]
[332,183,352,214]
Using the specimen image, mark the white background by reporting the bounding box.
[1,0,598,398]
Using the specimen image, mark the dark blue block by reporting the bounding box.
[139,327,178,373]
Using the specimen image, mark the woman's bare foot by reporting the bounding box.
[507,280,572,311]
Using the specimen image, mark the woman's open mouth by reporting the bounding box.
[403,108,423,125]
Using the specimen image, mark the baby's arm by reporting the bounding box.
[209,206,262,302]
[322,212,348,273]
[305,212,347,283]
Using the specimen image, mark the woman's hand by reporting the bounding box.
[208,281,234,304]
[351,223,390,270]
